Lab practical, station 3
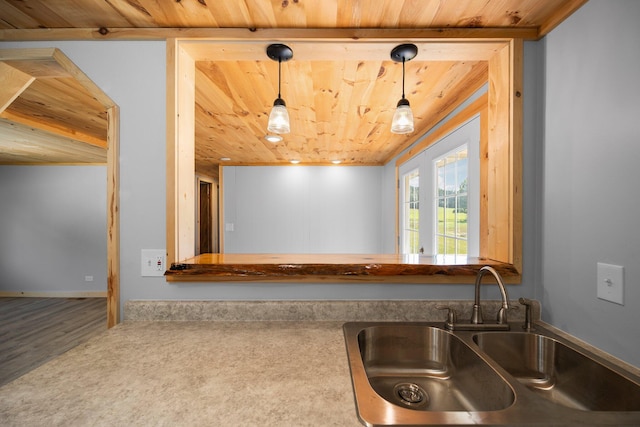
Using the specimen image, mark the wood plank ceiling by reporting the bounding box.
[0,0,588,175]
[0,49,108,164]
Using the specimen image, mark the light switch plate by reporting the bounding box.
[597,262,624,305]
[141,249,166,277]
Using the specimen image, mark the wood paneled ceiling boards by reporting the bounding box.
[0,0,588,176]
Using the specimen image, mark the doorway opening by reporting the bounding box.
[0,48,120,327]
[197,177,219,255]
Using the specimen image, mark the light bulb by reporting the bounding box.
[267,99,290,134]
[391,99,414,134]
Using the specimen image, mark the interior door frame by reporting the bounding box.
[106,105,120,327]
[0,48,120,327]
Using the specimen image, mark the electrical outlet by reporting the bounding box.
[597,262,624,305]
[141,249,166,277]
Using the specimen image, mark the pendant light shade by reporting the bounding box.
[266,44,293,134]
[268,98,290,134]
[390,44,418,135]
[391,98,414,134]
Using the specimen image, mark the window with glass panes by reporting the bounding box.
[435,146,468,256]
[402,169,420,254]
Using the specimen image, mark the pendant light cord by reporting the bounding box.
[401,57,406,100]
[278,57,282,99]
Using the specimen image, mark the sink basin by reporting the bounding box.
[345,323,640,425]
[473,332,640,412]
[354,325,514,412]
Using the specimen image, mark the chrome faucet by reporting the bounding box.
[442,265,511,331]
[471,266,510,325]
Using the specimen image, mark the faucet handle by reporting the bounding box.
[436,305,457,324]
[518,297,533,306]
[518,298,535,331]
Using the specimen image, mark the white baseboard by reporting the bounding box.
[0,291,107,298]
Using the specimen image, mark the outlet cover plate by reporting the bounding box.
[141,249,166,277]
[597,262,624,305]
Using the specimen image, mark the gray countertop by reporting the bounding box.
[5,300,635,426]
[0,321,362,427]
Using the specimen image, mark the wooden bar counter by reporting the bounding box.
[165,254,520,283]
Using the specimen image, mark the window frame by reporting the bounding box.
[400,161,421,255]
[399,115,480,260]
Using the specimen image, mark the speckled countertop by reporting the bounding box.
[0,320,361,427]
[2,299,637,427]
[18,299,624,427]
[0,299,544,427]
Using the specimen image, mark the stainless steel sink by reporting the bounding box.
[473,332,640,412]
[357,325,514,412]
[344,322,640,426]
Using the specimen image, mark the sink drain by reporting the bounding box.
[394,383,429,408]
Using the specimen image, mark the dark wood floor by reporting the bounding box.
[0,297,107,387]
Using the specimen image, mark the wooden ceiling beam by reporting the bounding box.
[0,26,539,42]
[184,40,508,62]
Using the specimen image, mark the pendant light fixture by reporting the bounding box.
[266,43,293,134]
[390,43,418,134]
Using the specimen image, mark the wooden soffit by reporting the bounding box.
[0,48,113,165]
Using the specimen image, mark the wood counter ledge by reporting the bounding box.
[165,254,521,283]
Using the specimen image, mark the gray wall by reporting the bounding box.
[0,39,537,304]
[0,40,168,302]
[223,166,383,253]
[541,0,640,366]
[0,166,106,293]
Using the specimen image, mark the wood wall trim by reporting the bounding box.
[511,39,524,273]
[167,39,196,265]
[0,62,34,113]
[483,39,522,271]
[166,39,178,265]
[106,105,119,328]
[0,27,540,42]
[49,48,115,108]
[486,43,510,265]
